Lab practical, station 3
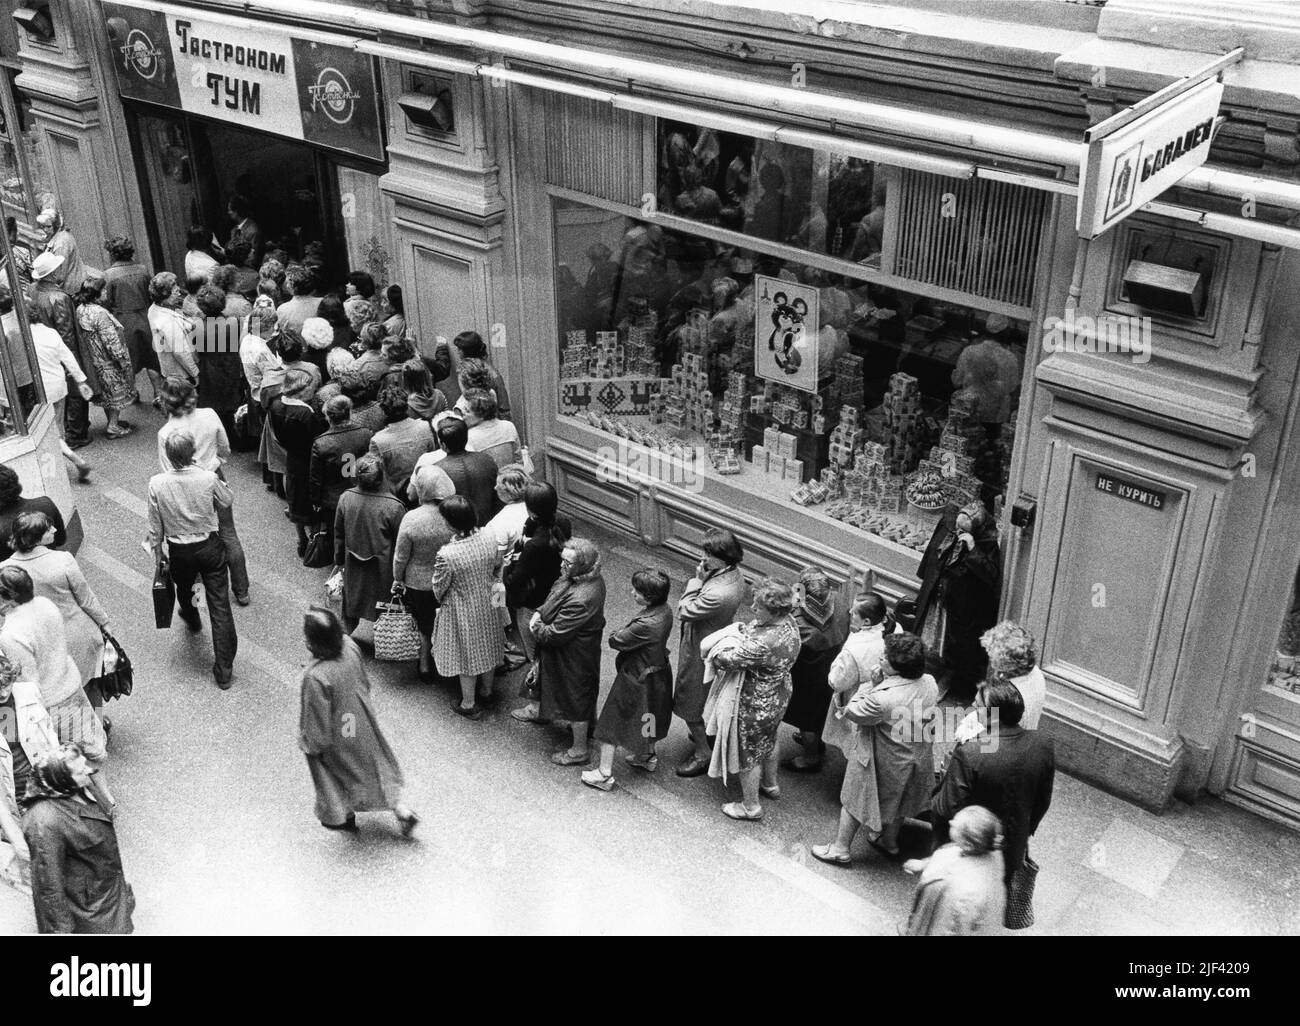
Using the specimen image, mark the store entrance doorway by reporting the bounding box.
[130,106,345,282]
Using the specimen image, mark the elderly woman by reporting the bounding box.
[902,805,1006,936]
[74,278,136,437]
[432,496,504,719]
[914,500,1001,701]
[23,743,134,933]
[343,295,375,343]
[823,593,898,755]
[36,199,90,293]
[483,463,532,557]
[101,234,159,401]
[811,632,938,863]
[1,512,110,710]
[782,567,850,773]
[706,578,802,821]
[0,466,65,562]
[393,464,456,681]
[301,316,338,384]
[981,620,1045,729]
[403,358,448,423]
[334,455,406,636]
[276,265,322,334]
[674,528,748,777]
[148,272,197,385]
[379,336,416,392]
[240,296,286,489]
[211,265,252,320]
[0,567,107,774]
[298,608,418,836]
[269,368,325,556]
[522,538,607,765]
[353,322,390,388]
[463,389,521,469]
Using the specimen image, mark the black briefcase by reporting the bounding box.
[153,555,175,629]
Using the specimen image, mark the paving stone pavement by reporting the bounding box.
[0,400,1294,934]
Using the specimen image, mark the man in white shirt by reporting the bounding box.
[156,377,249,605]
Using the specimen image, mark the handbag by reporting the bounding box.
[1003,853,1039,930]
[152,554,175,629]
[373,597,422,662]
[302,523,333,569]
[90,632,134,702]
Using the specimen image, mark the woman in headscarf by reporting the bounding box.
[781,567,850,773]
[22,743,134,934]
[240,295,286,491]
[392,463,456,682]
[101,235,159,403]
[334,455,405,637]
[298,608,418,836]
[709,578,802,821]
[36,199,89,294]
[269,367,326,556]
[432,496,505,719]
[528,537,607,765]
[73,277,137,438]
[914,500,1001,701]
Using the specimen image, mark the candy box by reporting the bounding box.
[790,484,815,506]
[777,432,798,459]
[784,458,804,482]
[763,426,779,450]
[807,480,829,503]
[751,444,769,472]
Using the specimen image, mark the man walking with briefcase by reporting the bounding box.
[146,431,239,689]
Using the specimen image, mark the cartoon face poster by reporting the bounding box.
[753,274,819,393]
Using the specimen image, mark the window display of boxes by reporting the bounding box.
[820,467,842,499]
[776,432,798,459]
[751,444,770,472]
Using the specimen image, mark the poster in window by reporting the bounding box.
[753,274,819,393]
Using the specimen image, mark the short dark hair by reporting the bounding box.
[225,237,252,266]
[436,417,469,454]
[0,565,34,605]
[186,225,210,252]
[440,494,477,534]
[355,454,384,492]
[72,278,106,307]
[276,328,305,364]
[159,377,197,416]
[360,322,387,351]
[0,465,22,508]
[347,271,376,299]
[9,511,50,554]
[149,272,178,304]
[210,265,238,293]
[104,235,136,261]
[336,368,372,402]
[984,680,1025,727]
[458,359,495,394]
[324,395,352,425]
[304,606,344,659]
[453,330,486,358]
[383,336,415,365]
[228,195,253,219]
[164,431,197,469]
[631,567,671,606]
[378,384,410,423]
[701,528,743,566]
[196,283,226,318]
[316,293,345,326]
[884,632,927,680]
[384,284,404,316]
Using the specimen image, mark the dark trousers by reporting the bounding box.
[170,533,238,680]
[63,384,90,447]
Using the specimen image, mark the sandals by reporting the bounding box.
[580,769,615,791]
[810,844,852,866]
[551,749,591,766]
[722,802,764,822]
[625,753,658,772]
[105,425,134,439]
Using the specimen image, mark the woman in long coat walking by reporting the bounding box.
[334,456,405,636]
[298,607,418,835]
[431,496,504,719]
[529,538,607,766]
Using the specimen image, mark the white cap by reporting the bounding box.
[31,251,64,281]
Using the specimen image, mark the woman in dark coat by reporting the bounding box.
[101,234,160,402]
[527,538,607,766]
[913,500,1001,701]
[194,283,247,439]
[334,455,405,635]
[0,465,65,562]
[583,567,674,790]
[298,607,418,835]
[23,743,134,934]
[782,567,850,773]
[269,368,326,556]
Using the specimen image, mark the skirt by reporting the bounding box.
[404,587,438,636]
[258,387,288,475]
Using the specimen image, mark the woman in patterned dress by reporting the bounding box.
[711,578,802,821]
[431,496,504,721]
[73,278,136,438]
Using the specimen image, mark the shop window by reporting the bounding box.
[553,195,1027,547]
[9,74,51,210]
[0,223,47,436]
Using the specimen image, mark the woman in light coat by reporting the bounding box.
[811,631,938,864]
[822,593,899,756]
[902,805,1006,936]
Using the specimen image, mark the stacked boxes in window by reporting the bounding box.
[882,372,923,475]
[830,353,865,413]
[626,314,659,377]
[561,329,589,380]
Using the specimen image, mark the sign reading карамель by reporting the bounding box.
[101,2,384,164]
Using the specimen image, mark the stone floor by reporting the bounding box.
[1,399,1296,934]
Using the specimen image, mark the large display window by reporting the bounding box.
[553,181,1028,552]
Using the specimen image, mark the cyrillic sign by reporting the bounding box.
[1076,77,1223,240]
[102,2,383,163]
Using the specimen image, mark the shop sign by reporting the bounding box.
[753,275,820,394]
[1076,77,1223,240]
[101,2,383,163]
[1095,471,1167,511]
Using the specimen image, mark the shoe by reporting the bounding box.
[102,716,112,741]
[451,698,484,721]
[417,668,437,684]
[510,705,549,724]
[780,756,823,774]
[581,769,615,791]
[179,609,201,633]
[760,783,781,800]
[116,419,134,429]
[477,690,500,708]
[810,844,852,866]
[234,592,251,606]
[68,438,92,451]
[76,464,92,482]
[322,817,358,832]
[397,810,420,837]
[868,837,901,859]
[722,802,763,822]
[625,753,658,772]
[104,425,134,439]
[675,755,709,778]
[551,749,591,766]
[214,672,233,690]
